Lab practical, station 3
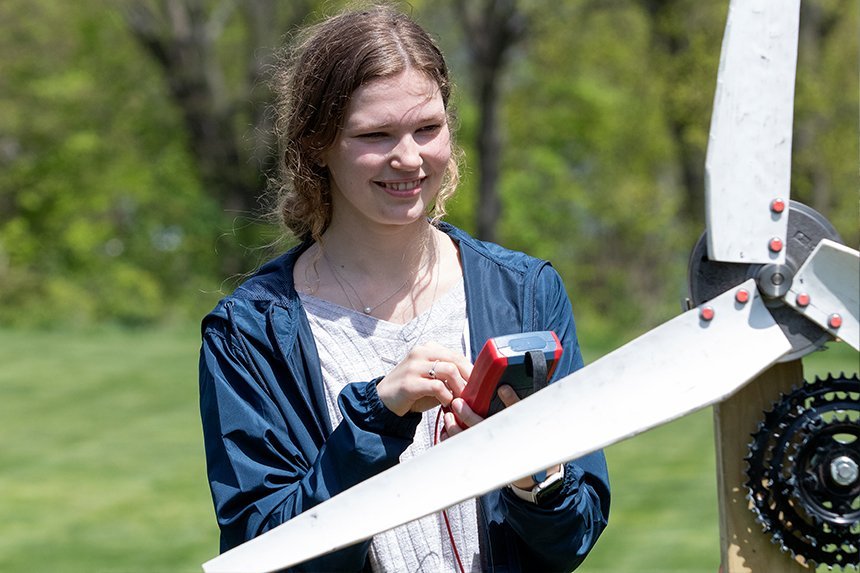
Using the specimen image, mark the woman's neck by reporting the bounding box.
[319,219,436,279]
[295,219,461,323]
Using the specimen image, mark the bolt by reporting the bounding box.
[700,306,715,321]
[768,237,784,253]
[770,198,786,214]
[756,264,793,299]
[830,456,858,487]
[829,313,843,330]
[735,289,750,304]
[796,293,811,307]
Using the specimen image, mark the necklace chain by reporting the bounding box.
[323,252,410,315]
[320,233,437,317]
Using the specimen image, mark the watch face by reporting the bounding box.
[534,472,564,505]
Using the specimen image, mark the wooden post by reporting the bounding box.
[714,360,808,572]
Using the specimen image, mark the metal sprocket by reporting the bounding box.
[745,372,860,569]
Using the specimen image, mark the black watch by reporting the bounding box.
[508,466,565,504]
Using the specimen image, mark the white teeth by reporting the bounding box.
[383,180,421,191]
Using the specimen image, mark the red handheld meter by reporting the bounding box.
[459,331,562,424]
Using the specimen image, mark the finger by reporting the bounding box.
[497,384,520,408]
[442,411,463,440]
[428,378,455,407]
[427,360,467,397]
[413,343,473,381]
[450,397,483,429]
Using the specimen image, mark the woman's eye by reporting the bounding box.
[357,132,386,139]
[418,124,441,134]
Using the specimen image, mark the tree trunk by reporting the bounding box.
[124,0,314,274]
[794,1,839,217]
[454,0,525,243]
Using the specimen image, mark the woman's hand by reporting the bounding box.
[440,383,520,439]
[376,343,472,417]
[440,384,561,489]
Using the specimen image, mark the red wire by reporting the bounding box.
[442,507,466,573]
[434,407,467,573]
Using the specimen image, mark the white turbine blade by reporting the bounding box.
[202,280,791,573]
[784,239,860,350]
[705,0,800,264]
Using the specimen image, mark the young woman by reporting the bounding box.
[199,4,610,571]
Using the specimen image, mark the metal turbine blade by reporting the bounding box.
[202,280,792,573]
[784,238,860,350]
[705,0,800,264]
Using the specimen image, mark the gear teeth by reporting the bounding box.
[744,372,860,568]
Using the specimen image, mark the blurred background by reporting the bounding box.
[0,0,856,571]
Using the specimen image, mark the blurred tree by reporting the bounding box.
[0,0,853,333]
[491,0,855,335]
[640,0,727,233]
[452,0,526,242]
[498,1,693,332]
[0,1,225,325]
[792,0,859,245]
[123,0,311,214]
[123,0,322,274]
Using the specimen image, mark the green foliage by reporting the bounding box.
[0,0,856,337]
[0,1,224,326]
[792,0,860,247]
[446,0,856,337]
[498,1,695,332]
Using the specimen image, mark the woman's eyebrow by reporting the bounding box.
[347,113,446,131]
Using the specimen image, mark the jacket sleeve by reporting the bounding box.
[497,264,611,572]
[199,312,421,571]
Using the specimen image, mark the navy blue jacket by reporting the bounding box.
[199,223,610,572]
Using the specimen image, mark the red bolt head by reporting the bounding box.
[796,293,811,307]
[770,198,786,214]
[768,237,784,253]
[700,306,715,321]
[829,314,843,329]
[735,289,750,304]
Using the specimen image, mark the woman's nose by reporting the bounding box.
[389,135,422,170]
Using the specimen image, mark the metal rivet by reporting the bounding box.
[700,306,715,321]
[828,313,843,330]
[796,293,811,307]
[735,289,750,304]
[768,237,784,253]
[770,198,786,214]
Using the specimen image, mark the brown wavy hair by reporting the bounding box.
[270,3,462,243]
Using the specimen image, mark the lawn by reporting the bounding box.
[0,325,856,573]
[0,326,216,573]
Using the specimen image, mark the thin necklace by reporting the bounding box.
[321,246,423,316]
[323,252,410,315]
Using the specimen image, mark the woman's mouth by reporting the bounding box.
[376,178,426,195]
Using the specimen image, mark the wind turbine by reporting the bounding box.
[202,1,859,571]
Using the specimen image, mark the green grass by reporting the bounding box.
[0,326,856,573]
[0,326,217,573]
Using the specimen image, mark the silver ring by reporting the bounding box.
[428,360,440,379]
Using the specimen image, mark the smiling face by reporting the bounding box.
[321,68,452,233]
